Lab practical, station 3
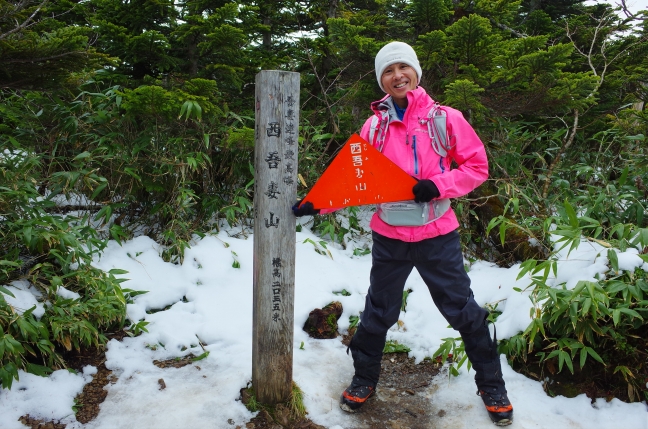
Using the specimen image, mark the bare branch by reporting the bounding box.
[2,50,87,64]
[0,0,49,41]
[565,10,647,100]
[542,109,580,199]
[300,36,341,136]
[565,20,588,58]
[618,0,647,21]
[492,20,528,39]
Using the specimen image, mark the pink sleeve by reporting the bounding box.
[429,108,489,198]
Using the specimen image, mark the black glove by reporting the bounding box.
[412,179,440,203]
[292,200,320,217]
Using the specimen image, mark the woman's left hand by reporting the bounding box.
[412,179,439,203]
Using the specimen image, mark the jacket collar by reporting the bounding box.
[370,86,430,119]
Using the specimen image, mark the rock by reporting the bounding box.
[302,301,343,339]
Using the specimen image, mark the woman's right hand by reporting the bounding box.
[292,200,320,217]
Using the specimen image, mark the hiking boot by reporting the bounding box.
[478,388,513,426]
[339,383,375,413]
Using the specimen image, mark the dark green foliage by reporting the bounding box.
[520,0,588,21]
[0,0,108,90]
[407,0,453,34]
[446,14,500,71]
[0,143,128,388]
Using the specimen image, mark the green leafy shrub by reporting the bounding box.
[0,146,128,388]
[0,302,57,389]
[383,340,411,354]
[432,336,469,378]
[499,204,648,402]
[562,131,647,230]
[1,72,260,262]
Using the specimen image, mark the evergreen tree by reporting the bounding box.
[89,0,179,80]
[520,0,587,21]
[0,0,106,89]
[407,0,453,34]
[446,14,501,79]
[171,1,247,91]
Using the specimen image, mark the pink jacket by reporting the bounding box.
[357,86,488,242]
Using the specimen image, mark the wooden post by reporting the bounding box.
[252,70,300,404]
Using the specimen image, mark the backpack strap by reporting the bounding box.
[368,115,380,146]
[427,103,454,157]
[368,110,390,152]
[370,102,451,156]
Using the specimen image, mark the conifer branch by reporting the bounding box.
[0,0,48,41]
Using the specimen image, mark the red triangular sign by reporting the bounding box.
[302,134,416,209]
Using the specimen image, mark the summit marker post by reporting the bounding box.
[252,70,300,404]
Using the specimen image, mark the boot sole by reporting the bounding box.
[339,402,360,413]
[339,390,375,413]
[492,418,513,426]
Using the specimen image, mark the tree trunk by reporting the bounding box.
[262,16,272,50]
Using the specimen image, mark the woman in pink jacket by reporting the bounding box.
[294,41,513,426]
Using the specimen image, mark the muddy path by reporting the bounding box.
[338,352,445,429]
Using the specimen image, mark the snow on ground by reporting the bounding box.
[1,212,647,429]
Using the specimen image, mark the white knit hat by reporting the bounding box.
[375,41,422,93]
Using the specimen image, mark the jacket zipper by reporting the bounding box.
[412,135,419,175]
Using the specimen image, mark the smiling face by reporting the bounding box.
[380,62,418,108]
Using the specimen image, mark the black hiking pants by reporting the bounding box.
[349,230,506,393]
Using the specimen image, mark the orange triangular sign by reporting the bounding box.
[302,134,416,209]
